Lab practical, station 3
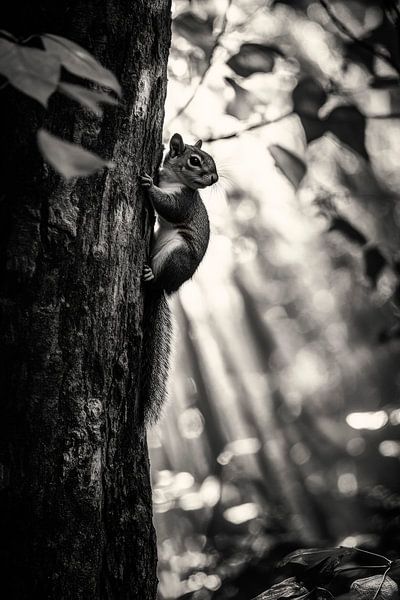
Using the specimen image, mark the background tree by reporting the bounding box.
[0,1,171,598]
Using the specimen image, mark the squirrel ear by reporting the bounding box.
[170,133,185,157]
[194,139,203,148]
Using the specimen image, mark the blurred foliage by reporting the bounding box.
[152,0,400,598]
[0,31,120,177]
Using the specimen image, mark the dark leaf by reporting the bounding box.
[343,41,375,74]
[316,588,334,600]
[389,559,400,578]
[224,77,255,120]
[227,43,284,77]
[58,82,118,116]
[280,548,356,590]
[392,283,400,307]
[252,577,309,600]
[292,78,327,142]
[351,575,398,600]
[0,38,60,106]
[365,14,400,73]
[279,547,355,570]
[292,77,327,114]
[370,76,400,89]
[393,260,400,276]
[325,105,368,160]
[298,114,327,144]
[269,145,307,188]
[173,11,214,54]
[42,34,121,96]
[37,129,114,179]
[363,246,387,287]
[378,324,400,344]
[328,217,367,246]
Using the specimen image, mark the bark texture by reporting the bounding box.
[0,1,171,598]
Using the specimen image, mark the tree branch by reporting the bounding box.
[204,110,294,143]
[168,0,233,124]
[204,105,400,144]
[319,0,400,75]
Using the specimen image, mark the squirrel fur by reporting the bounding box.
[140,133,218,423]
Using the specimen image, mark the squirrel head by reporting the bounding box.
[163,133,218,190]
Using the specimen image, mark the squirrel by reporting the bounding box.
[139,133,218,423]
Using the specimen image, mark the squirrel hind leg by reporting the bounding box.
[152,248,197,295]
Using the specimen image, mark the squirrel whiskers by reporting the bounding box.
[139,133,218,423]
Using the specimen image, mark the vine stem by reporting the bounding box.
[372,566,392,600]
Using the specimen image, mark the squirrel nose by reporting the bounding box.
[210,173,218,184]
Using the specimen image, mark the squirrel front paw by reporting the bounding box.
[140,173,153,188]
[143,264,155,282]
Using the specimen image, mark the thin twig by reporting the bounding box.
[319,0,400,75]
[204,110,294,143]
[204,104,400,144]
[168,0,233,124]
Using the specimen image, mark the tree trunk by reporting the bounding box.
[0,2,171,598]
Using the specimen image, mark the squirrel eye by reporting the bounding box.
[189,155,201,167]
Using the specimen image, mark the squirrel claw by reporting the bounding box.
[143,264,155,282]
[140,173,153,187]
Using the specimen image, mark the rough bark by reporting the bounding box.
[0,1,171,598]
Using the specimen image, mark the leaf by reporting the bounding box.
[363,245,387,287]
[279,547,355,570]
[325,105,368,160]
[58,82,118,116]
[328,217,367,246]
[293,77,327,114]
[37,129,114,179]
[344,40,375,74]
[269,144,307,188]
[370,76,400,89]
[224,77,255,120]
[252,577,309,600]
[392,283,400,307]
[279,548,356,589]
[42,34,121,97]
[0,38,60,106]
[378,324,400,344]
[316,588,334,600]
[292,78,327,143]
[365,14,400,73]
[173,11,215,54]
[388,558,400,578]
[227,43,284,77]
[351,575,398,600]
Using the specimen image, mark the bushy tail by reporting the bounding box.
[140,291,172,424]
